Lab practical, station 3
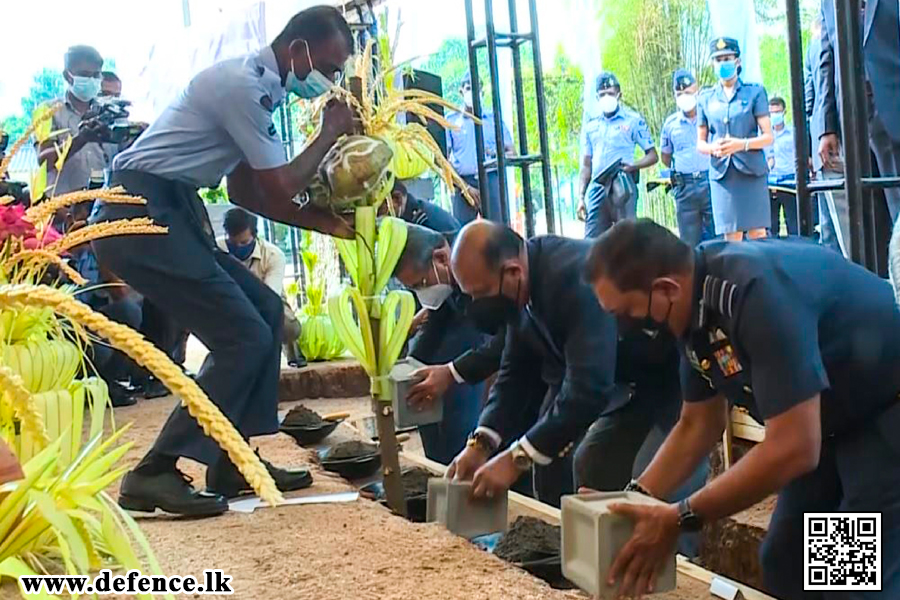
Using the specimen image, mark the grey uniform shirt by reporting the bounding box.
[42,99,118,195]
[113,47,288,188]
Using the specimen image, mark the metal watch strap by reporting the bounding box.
[467,432,497,455]
[624,479,652,497]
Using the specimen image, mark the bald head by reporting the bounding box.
[451,220,527,302]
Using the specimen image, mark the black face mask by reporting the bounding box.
[466,268,521,335]
[617,288,673,338]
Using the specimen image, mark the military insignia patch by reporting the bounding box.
[709,328,728,343]
[713,344,743,377]
[717,38,727,50]
[682,77,690,86]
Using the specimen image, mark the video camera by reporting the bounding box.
[0,132,30,205]
[79,98,145,145]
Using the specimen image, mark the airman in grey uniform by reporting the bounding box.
[93,6,357,517]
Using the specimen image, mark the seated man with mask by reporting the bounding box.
[446,220,689,509]
[392,224,491,464]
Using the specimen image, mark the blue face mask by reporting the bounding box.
[227,239,256,262]
[286,40,333,99]
[69,74,101,103]
[771,113,785,127]
[715,60,737,81]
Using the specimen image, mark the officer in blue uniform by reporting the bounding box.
[697,37,774,241]
[660,69,714,247]
[446,73,513,225]
[585,219,900,600]
[578,72,658,238]
[384,179,459,232]
[91,6,357,517]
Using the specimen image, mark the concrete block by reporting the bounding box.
[426,479,508,539]
[561,491,676,598]
[390,358,443,428]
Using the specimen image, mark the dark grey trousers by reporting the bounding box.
[673,175,715,247]
[92,170,283,465]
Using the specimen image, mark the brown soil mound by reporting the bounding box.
[282,405,324,427]
[325,440,379,460]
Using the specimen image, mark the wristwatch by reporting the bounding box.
[467,431,498,455]
[624,479,653,498]
[677,498,704,533]
[509,441,534,471]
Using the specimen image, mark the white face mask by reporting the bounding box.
[462,90,474,108]
[676,93,697,113]
[414,262,453,310]
[598,94,619,115]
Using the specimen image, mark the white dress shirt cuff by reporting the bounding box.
[448,361,466,384]
[518,436,553,466]
[474,426,502,449]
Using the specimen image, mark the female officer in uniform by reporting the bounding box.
[697,37,774,241]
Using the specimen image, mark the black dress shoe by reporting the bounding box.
[109,384,138,408]
[206,455,313,499]
[133,378,170,400]
[118,469,228,517]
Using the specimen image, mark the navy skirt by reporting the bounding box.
[710,167,770,235]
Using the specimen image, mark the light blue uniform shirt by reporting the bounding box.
[697,79,770,181]
[447,111,513,177]
[581,107,654,179]
[113,47,287,188]
[660,111,710,174]
[765,125,796,178]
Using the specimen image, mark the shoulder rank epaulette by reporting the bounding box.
[699,274,738,326]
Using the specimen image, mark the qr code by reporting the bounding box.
[805,513,881,591]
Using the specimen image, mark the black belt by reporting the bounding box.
[673,171,708,183]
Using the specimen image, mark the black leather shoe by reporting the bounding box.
[109,384,138,408]
[118,469,228,517]
[133,378,170,400]
[206,455,313,499]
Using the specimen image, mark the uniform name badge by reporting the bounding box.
[713,344,743,377]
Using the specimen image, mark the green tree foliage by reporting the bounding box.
[21,68,65,117]
[1,68,65,144]
[598,0,712,140]
[518,46,585,179]
[420,37,490,107]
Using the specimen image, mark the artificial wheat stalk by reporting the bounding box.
[44,219,167,256]
[4,250,87,285]
[0,364,49,446]
[0,284,283,505]
[0,104,60,181]
[26,187,147,225]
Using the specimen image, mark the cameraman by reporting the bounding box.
[37,45,118,196]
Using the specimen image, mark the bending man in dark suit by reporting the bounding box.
[446,220,688,508]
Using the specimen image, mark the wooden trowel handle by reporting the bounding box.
[324,411,351,421]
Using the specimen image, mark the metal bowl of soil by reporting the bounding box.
[280,405,345,446]
[494,516,574,590]
[359,467,431,522]
[319,441,381,480]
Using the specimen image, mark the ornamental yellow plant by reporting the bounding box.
[0,104,280,597]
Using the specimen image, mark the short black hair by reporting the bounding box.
[223,207,258,237]
[584,219,693,291]
[274,6,353,51]
[391,178,407,197]
[483,225,524,271]
[396,223,447,275]
[101,71,121,83]
[769,96,787,110]
[64,45,103,71]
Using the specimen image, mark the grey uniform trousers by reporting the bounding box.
[92,170,282,465]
